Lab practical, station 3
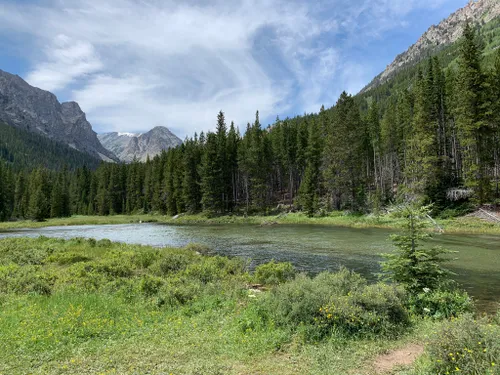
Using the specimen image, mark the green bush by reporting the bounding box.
[253,261,296,285]
[86,238,97,247]
[0,264,55,295]
[153,253,191,275]
[46,251,92,265]
[426,315,500,375]
[139,275,165,297]
[156,277,202,307]
[408,288,473,319]
[0,237,54,265]
[132,249,161,269]
[254,268,409,340]
[317,283,409,338]
[97,238,112,247]
[182,256,246,284]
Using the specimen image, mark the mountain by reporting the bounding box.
[0,122,101,171]
[98,126,182,162]
[0,69,118,162]
[361,0,500,93]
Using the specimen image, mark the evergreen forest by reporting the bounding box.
[1,24,500,222]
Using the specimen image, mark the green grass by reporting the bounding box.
[1,211,499,235]
[1,236,482,375]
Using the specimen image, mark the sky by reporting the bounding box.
[0,0,468,138]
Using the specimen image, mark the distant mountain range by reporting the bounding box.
[361,0,500,93]
[0,69,182,166]
[98,127,182,162]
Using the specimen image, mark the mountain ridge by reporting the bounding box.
[0,69,119,162]
[361,0,500,93]
[98,126,182,162]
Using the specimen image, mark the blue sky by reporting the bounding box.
[0,0,467,137]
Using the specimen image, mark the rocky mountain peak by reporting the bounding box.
[98,126,182,163]
[361,0,500,93]
[0,69,118,162]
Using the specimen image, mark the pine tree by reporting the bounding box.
[200,132,220,214]
[164,150,178,216]
[381,204,454,294]
[227,122,239,209]
[182,138,202,213]
[455,23,490,203]
[0,162,8,221]
[490,49,500,200]
[28,168,50,221]
[215,111,230,212]
[298,119,322,216]
[323,92,364,210]
[12,172,27,218]
[405,67,439,199]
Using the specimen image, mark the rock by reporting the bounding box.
[0,69,119,162]
[98,126,182,163]
[361,0,500,93]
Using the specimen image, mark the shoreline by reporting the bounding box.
[1,212,499,235]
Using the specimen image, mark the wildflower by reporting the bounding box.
[423,287,431,293]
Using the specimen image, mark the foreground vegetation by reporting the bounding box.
[0,236,498,374]
[1,211,499,235]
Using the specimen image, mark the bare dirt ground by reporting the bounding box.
[372,344,424,374]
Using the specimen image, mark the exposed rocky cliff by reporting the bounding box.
[0,69,118,162]
[98,126,182,162]
[361,0,500,93]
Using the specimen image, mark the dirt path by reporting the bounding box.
[372,344,424,374]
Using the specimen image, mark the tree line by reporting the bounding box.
[0,24,499,222]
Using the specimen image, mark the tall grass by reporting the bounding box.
[0,237,496,374]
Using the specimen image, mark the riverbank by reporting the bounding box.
[1,211,499,235]
[1,237,497,375]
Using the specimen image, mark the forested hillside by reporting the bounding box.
[1,23,500,222]
[360,17,500,109]
[0,123,100,171]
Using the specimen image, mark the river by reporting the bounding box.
[1,223,499,311]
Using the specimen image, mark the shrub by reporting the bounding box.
[46,251,92,265]
[156,278,202,307]
[408,288,473,319]
[254,269,409,340]
[0,238,54,265]
[253,261,297,285]
[426,315,500,375]
[153,253,191,275]
[96,239,112,248]
[139,275,164,297]
[86,238,97,247]
[317,283,408,338]
[132,249,161,269]
[0,264,55,295]
[182,256,246,284]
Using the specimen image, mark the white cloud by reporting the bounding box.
[0,0,461,137]
[25,35,103,91]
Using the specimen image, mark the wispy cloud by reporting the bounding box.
[26,35,103,91]
[0,0,460,136]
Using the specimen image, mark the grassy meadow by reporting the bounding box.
[1,211,499,235]
[0,237,499,375]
